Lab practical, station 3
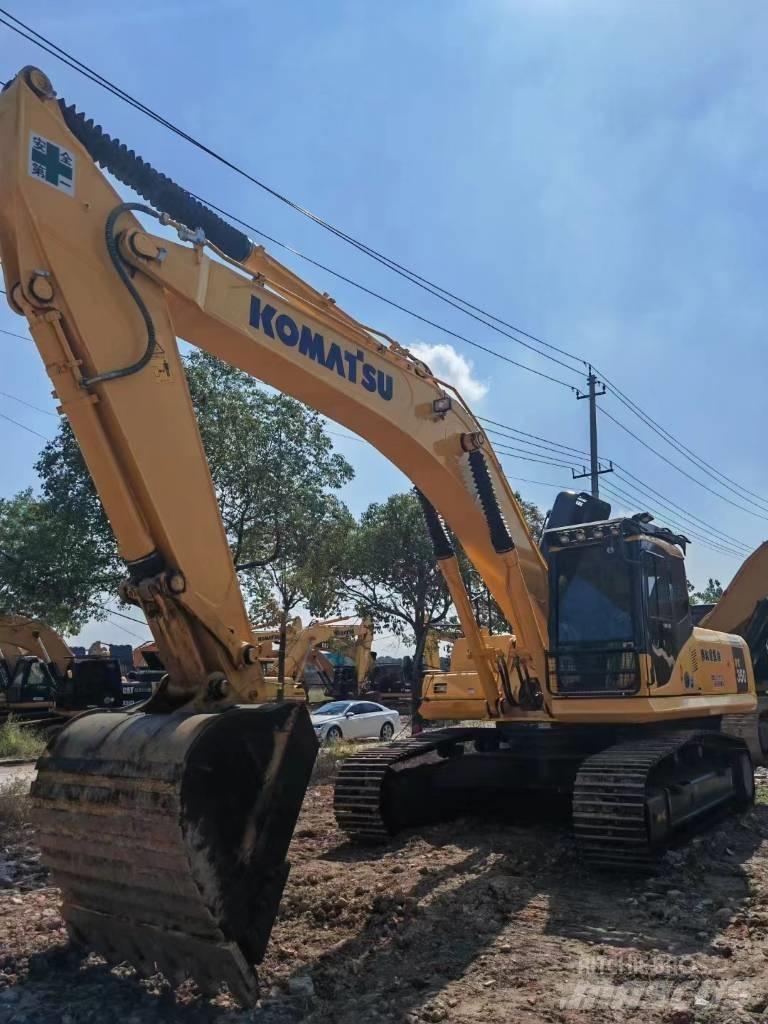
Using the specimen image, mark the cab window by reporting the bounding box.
[644,550,692,662]
[22,660,54,701]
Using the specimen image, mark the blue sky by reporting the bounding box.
[2,0,768,650]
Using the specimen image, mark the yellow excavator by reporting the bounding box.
[0,67,761,1002]
[697,543,768,753]
[303,617,374,699]
[0,614,124,720]
[133,617,372,700]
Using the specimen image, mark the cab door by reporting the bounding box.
[643,549,692,687]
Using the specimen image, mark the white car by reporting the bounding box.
[311,700,399,744]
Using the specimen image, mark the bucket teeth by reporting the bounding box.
[31,703,317,1005]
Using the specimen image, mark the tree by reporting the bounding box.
[184,353,353,569]
[2,352,354,639]
[690,578,724,605]
[340,487,546,671]
[247,495,356,686]
[340,491,455,717]
[0,489,115,633]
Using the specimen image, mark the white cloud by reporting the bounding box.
[409,342,488,402]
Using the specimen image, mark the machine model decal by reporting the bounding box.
[701,648,722,663]
[732,645,749,693]
[249,296,394,401]
[29,134,75,195]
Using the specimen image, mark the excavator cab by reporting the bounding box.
[0,655,56,707]
[0,652,124,712]
[546,516,693,696]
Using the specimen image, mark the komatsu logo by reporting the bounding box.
[249,296,393,401]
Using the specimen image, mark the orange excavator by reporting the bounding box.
[0,67,761,1003]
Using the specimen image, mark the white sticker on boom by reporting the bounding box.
[28,133,75,195]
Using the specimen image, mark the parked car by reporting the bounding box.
[310,700,399,744]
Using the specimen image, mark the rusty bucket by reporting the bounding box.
[31,701,317,1004]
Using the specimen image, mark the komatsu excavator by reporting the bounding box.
[0,614,124,719]
[0,68,761,1003]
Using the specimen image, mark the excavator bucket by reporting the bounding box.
[31,702,317,1005]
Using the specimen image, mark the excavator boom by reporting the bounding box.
[0,67,547,1000]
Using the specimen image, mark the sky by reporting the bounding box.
[2,0,768,653]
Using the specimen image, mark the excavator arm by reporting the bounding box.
[0,614,74,674]
[0,68,551,1000]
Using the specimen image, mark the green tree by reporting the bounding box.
[690,578,724,605]
[1,352,354,643]
[184,353,353,569]
[0,489,115,633]
[247,495,356,686]
[340,491,454,700]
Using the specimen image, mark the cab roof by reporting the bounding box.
[544,513,690,553]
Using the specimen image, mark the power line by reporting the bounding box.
[3,337,743,552]
[601,406,768,524]
[104,614,146,641]
[4,9,765,518]
[3,17,763,529]
[497,450,580,471]
[0,409,49,440]
[0,389,56,417]
[599,479,745,561]
[600,482,747,560]
[481,419,589,460]
[0,10,587,382]
[0,327,30,343]
[598,371,768,513]
[505,475,571,491]
[486,429,587,462]
[612,466,750,552]
[182,197,578,390]
[0,322,751,554]
[482,411,753,550]
[103,605,147,626]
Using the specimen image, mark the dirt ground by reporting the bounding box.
[1,768,767,1024]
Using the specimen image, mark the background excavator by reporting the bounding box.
[302,618,374,699]
[0,614,124,725]
[0,67,762,1003]
[132,616,374,701]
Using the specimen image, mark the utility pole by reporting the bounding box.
[573,365,613,497]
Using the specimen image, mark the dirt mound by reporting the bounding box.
[1,778,767,1023]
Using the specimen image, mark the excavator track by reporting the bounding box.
[334,729,475,839]
[573,731,752,870]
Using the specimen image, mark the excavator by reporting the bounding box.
[697,543,768,753]
[0,614,124,722]
[133,616,373,700]
[0,67,761,1002]
[303,617,374,699]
